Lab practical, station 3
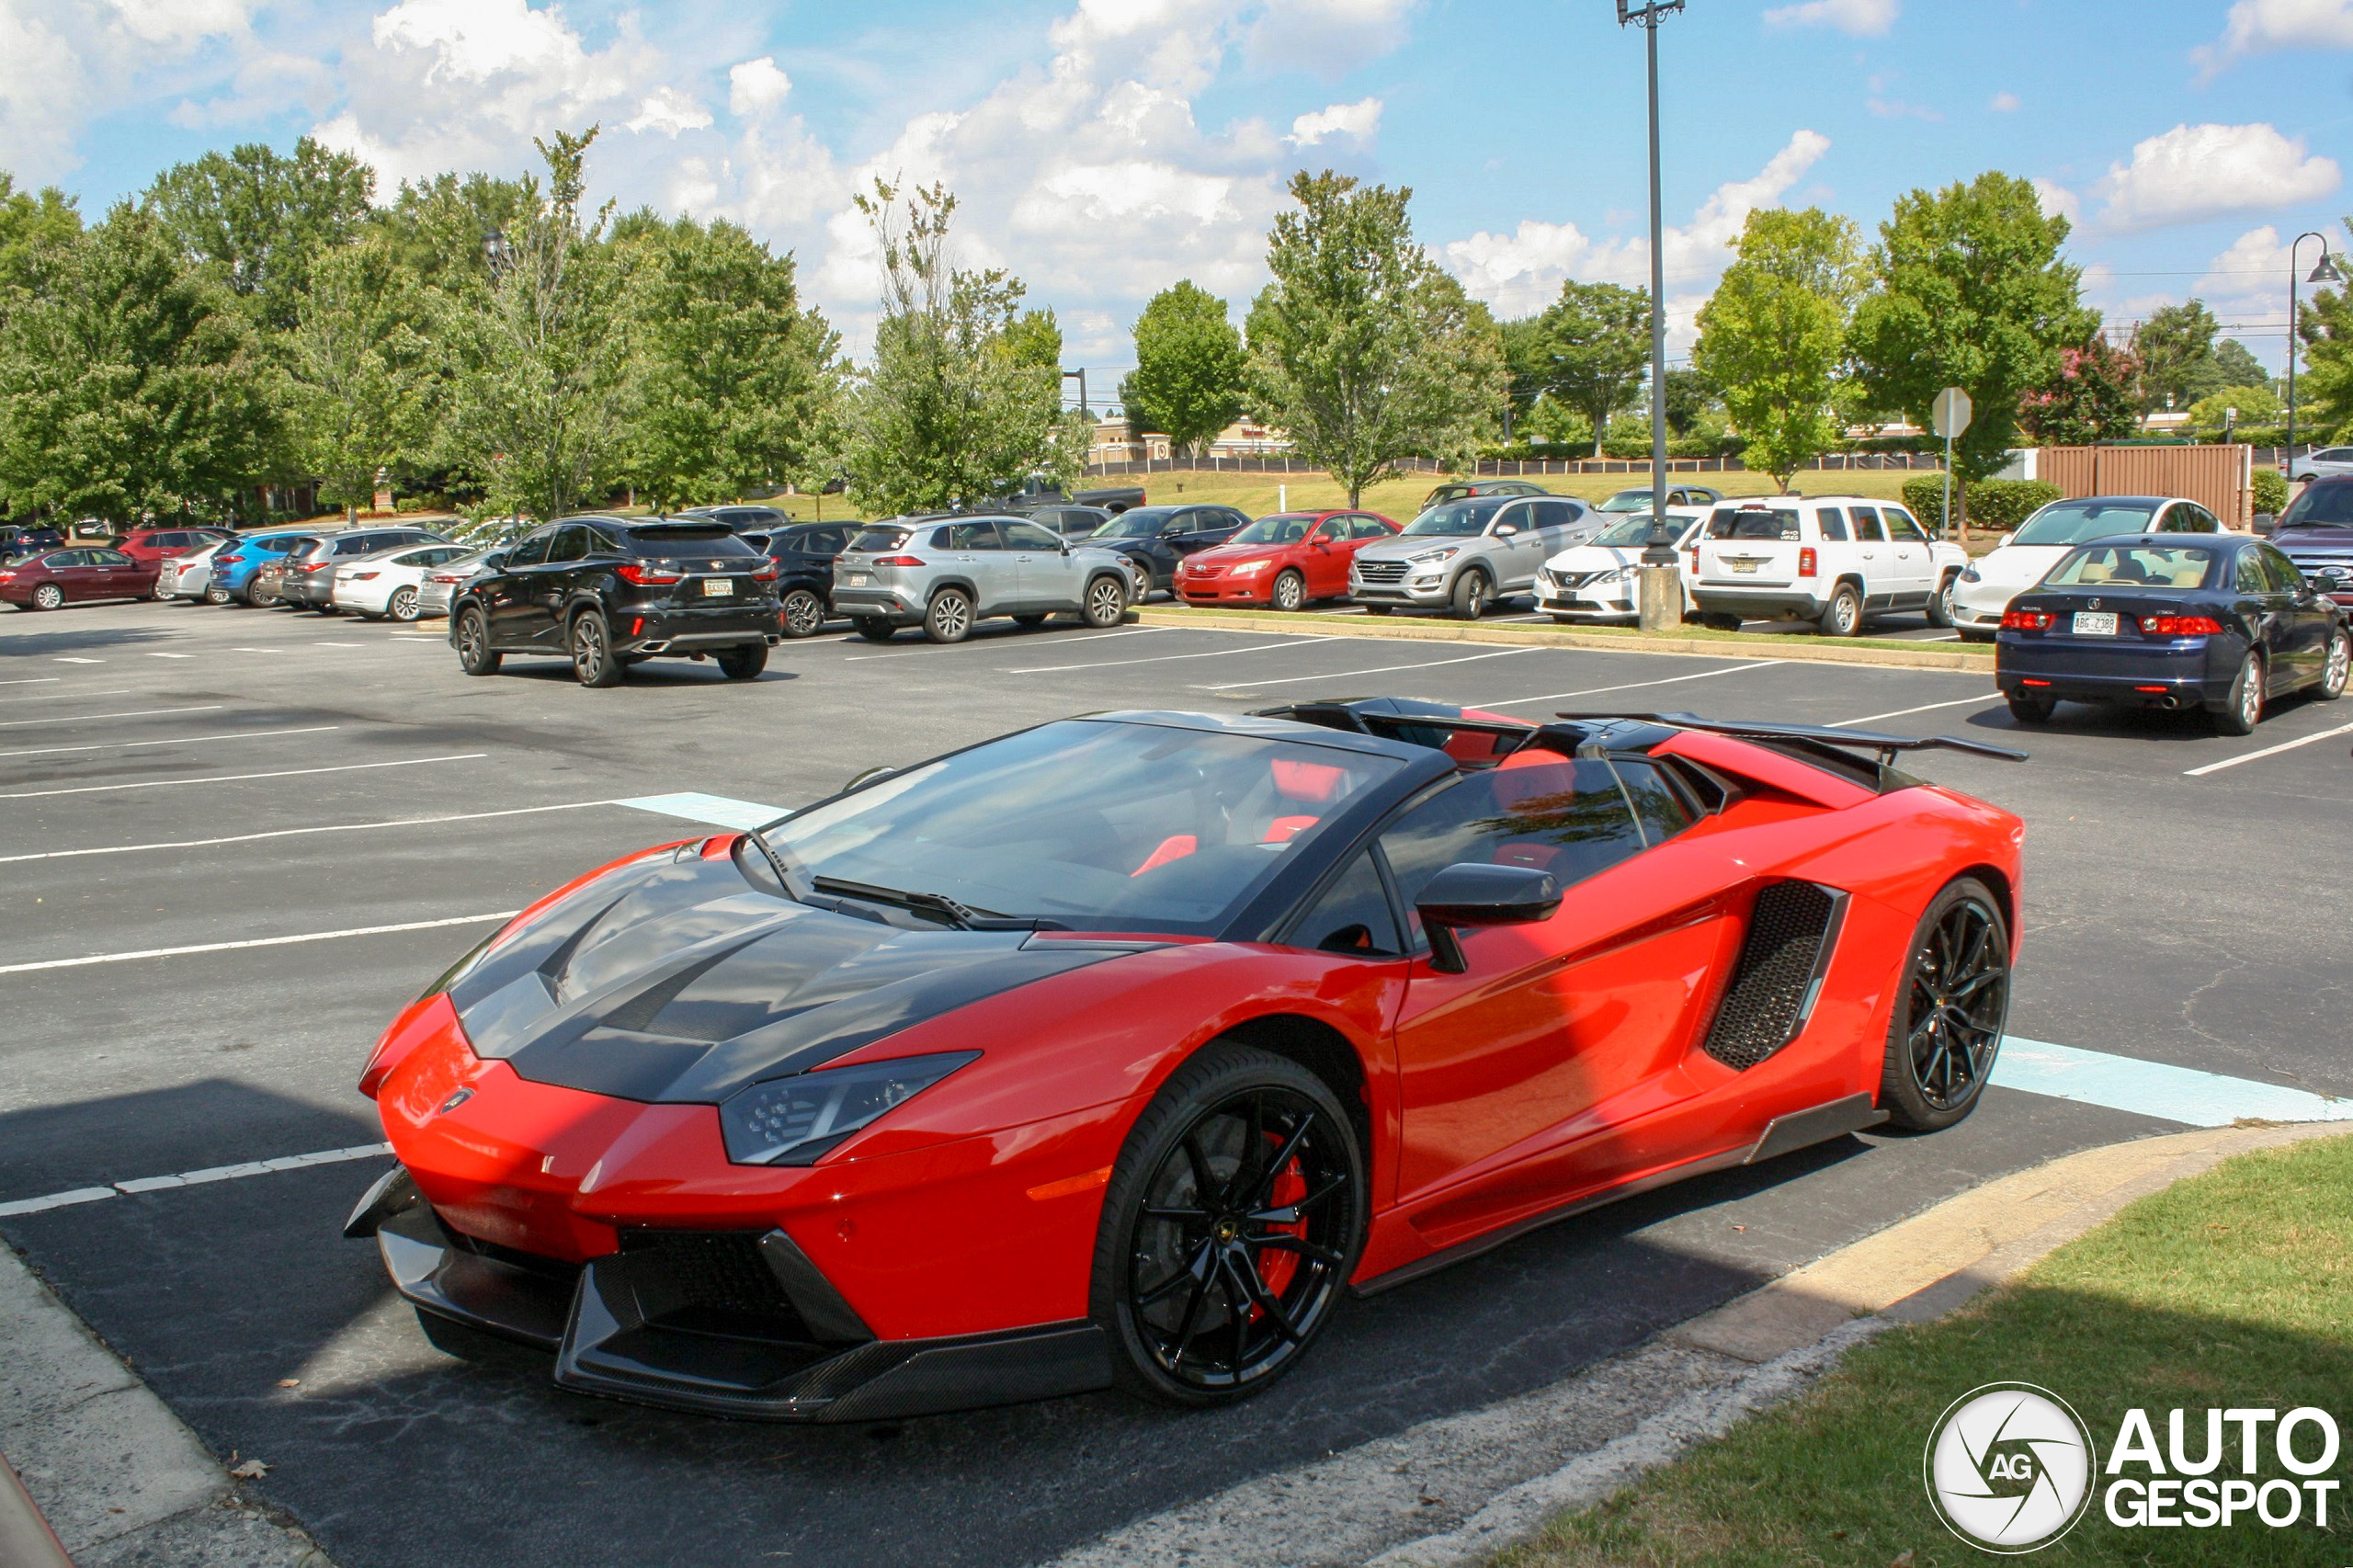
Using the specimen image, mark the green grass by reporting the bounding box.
[1144,606,1993,660]
[1500,1132,2353,1568]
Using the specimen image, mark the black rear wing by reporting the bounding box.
[1555,711,2028,767]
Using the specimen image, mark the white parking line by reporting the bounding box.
[2183,720,2353,777]
[0,704,224,731]
[1479,660,1785,710]
[1832,694,1996,728]
[1199,647,1540,691]
[0,799,620,863]
[1006,635,1342,674]
[0,687,131,705]
[0,909,520,975]
[0,723,336,760]
[52,657,102,665]
[0,677,62,686]
[842,627,1174,662]
[0,1143,391,1219]
[146,652,195,659]
[231,647,288,654]
[0,752,487,799]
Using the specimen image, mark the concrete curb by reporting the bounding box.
[1134,607,1997,673]
[0,1237,335,1567]
[1043,1120,2348,1568]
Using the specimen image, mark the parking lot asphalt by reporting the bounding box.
[3,595,2348,1568]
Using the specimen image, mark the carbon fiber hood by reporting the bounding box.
[445,848,1120,1103]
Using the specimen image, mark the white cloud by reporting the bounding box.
[101,0,256,50]
[1245,0,1419,76]
[1989,90,2020,113]
[168,50,340,130]
[0,0,269,181]
[2091,121,2340,232]
[1763,0,1898,38]
[0,3,88,180]
[1441,130,1833,325]
[1289,97,1381,148]
[728,56,791,119]
[625,87,712,138]
[2032,176,2083,229]
[2198,0,2353,74]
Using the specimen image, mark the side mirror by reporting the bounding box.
[2252,514,2278,536]
[1996,533,2014,549]
[481,552,507,571]
[1415,863,1562,974]
[1493,524,1520,538]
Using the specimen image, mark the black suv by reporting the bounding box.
[1084,504,1249,597]
[449,516,782,687]
[677,504,792,533]
[1,525,67,560]
[741,521,857,638]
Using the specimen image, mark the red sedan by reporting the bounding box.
[114,527,230,566]
[347,699,2026,1422]
[0,548,161,610]
[1176,509,1399,610]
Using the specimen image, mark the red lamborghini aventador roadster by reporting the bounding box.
[348,699,2026,1421]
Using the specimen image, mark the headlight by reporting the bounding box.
[1960,566,1982,585]
[719,1051,980,1166]
[1233,560,1271,575]
[1407,546,1461,566]
[1592,565,1635,585]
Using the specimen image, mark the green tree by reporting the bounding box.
[286,237,436,521]
[375,171,539,293]
[2302,243,2353,439]
[1661,366,1718,439]
[441,127,636,525]
[2131,300,2222,415]
[1848,171,2091,483]
[2018,336,2141,446]
[1535,280,1651,456]
[1245,171,1504,506]
[1003,307,1064,374]
[844,179,1082,514]
[620,215,841,511]
[0,205,282,523]
[2213,337,2268,393]
[1120,280,1246,458]
[1496,313,1549,442]
[0,174,81,299]
[1691,207,1864,489]
[142,138,375,334]
[2188,384,2282,434]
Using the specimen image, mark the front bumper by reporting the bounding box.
[1348,575,1453,607]
[1177,574,1275,606]
[365,1178,1111,1422]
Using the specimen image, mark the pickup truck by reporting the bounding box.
[993,475,1147,516]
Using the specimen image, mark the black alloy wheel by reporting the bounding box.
[2212,652,2263,736]
[247,581,279,608]
[1272,569,1306,612]
[455,608,501,676]
[779,587,825,639]
[1094,1045,1364,1406]
[1084,574,1129,629]
[29,583,63,610]
[715,642,767,680]
[570,610,623,687]
[1879,878,2011,1132]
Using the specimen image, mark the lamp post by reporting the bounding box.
[482,226,517,278]
[1618,0,1685,631]
[2287,232,2344,483]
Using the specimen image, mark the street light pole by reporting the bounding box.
[2287,232,2344,485]
[1619,0,1685,631]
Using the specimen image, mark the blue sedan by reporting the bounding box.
[1996,533,2350,734]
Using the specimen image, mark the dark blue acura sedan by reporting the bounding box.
[1995,533,2350,734]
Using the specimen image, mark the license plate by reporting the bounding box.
[2072,611,2118,636]
[844,571,870,585]
[1728,559,1761,574]
[702,578,734,597]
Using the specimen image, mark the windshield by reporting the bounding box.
[2044,544,2219,590]
[2011,501,2163,547]
[1089,506,1178,540]
[2279,483,2353,530]
[1230,513,1318,546]
[766,720,1401,935]
[1592,515,1690,549]
[1403,500,1505,537]
[624,524,756,556]
[1597,491,1655,513]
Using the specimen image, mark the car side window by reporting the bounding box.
[1531,499,1581,532]
[544,527,589,564]
[1160,512,1195,538]
[1377,758,1650,944]
[2234,551,2270,594]
[1003,520,1063,551]
[1488,503,1529,535]
[1609,759,1695,845]
[1816,506,1848,540]
[2261,547,2308,593]
[505,530,553,569]
[1851,506,1886,542]
[1885,508,1928,542]
[47,551,85,567]
[1354,515,1392,540]
[1289,850,1404,957]
[945,522,1004,550]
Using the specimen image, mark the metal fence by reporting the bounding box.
[1081,452,1948,479]
[2039,444,2256,530]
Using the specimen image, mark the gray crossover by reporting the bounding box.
[1348,495,1599,617]
[831,516,1143,643]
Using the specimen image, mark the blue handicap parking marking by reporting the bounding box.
[1994,1036,2353,1128]
[617,792,791,831]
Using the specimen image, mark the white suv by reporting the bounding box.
[1688,495,1968,636]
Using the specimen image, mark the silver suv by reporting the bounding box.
[1349,495,1599,618]
[832,516,1142,643]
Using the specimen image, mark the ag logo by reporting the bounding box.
[1924,1383,2097,1553]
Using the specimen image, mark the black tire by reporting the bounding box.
[852,617,894,643]
[1957,627,1995,644]
[1271,569,1306,612]
[454,607,501,676]
[1090,1043,1366,1408]
[1817,581,1863,638]
[1450,568,1491,620]
[924,588,974,643]
[387,586,420,622]
[246,582,278,608]
[1704,612,1745,633]
[203,584,233,606]
[779,587,825,639]
[1926,572,1959,629]
[1364,604,1392,616]
[715,642,767,680]
[570,610,624,687]
[316,602,340,616]
[1083,574,1129,629]
[2317,626,2349,701]
[2006,691,2053,724]
[2211,651,2263,735]
[1878,878,2011,1133]
[28,583,62,611]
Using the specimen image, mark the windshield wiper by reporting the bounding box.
[808,876,1056,931]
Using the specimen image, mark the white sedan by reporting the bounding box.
[330,543,479,620]
[160,538,231,602]
[1534,509,1707,623]
[1949,495,2223,641]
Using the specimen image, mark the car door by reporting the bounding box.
[482,528,556,644]
[1484,500,1544,590]
[41,551,93,600]
[1878,506,1935,607]
[88,548,141,597]
[939,521,1014,612]
[2260,544,2330,686]
[1003,518,1082,610]
[1376,755,1737,1223]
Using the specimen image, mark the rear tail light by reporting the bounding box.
[2134,685,2171,694]
[1797,547,1816,578]
[426,573,465,584]
[301,562,330,573]
[2020,677,2052,687]
[352,571,380,581]
[617,562,685,585]
[871,555,926,567]
[750,560,779,580]
[0,571,15,581]
[2139,615,2223,636]
[2001,609,2053,631]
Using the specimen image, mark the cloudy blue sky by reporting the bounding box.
[4,0,2348,376]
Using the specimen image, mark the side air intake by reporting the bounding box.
[1701,882,1847,1071]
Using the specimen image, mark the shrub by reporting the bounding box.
[1967,479,2062,532]
[393,496,429,513]
[1903,474,1953,529]
[2253,468,2289,516]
